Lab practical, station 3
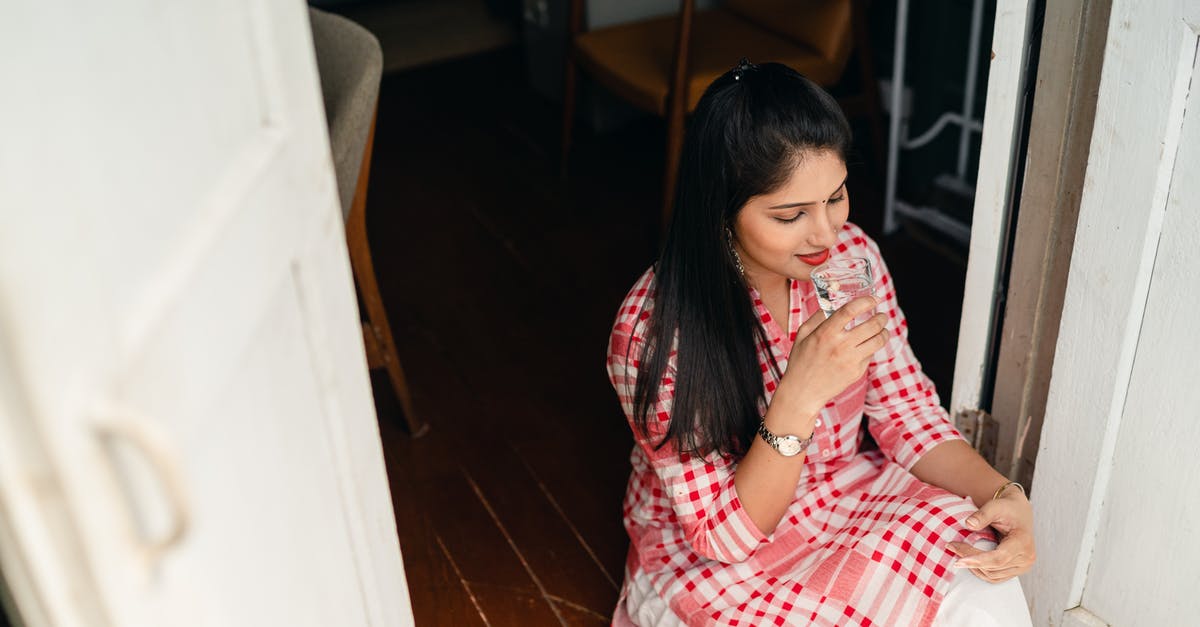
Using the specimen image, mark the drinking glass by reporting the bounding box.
[810,257,876,327]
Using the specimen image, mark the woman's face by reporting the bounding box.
[732,150,849,287]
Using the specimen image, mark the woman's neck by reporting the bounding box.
[744,269,790,299]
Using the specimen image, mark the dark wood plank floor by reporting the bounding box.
[364,46,967,626]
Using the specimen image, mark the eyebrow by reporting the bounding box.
[768,177,848,209]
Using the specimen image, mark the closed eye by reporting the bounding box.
[774,195,846,223]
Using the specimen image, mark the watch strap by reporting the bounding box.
[757,420,814,456]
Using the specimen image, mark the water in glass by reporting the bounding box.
[810,257,875,327]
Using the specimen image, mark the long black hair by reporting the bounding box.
[631,60,853,458]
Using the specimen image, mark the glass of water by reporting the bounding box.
[810,257,876,326]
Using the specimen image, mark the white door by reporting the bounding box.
[0,2,412,626]
[1028,1,1200,625]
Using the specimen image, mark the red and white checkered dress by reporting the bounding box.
[606,223,995,626]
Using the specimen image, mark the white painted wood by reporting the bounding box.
[1028,1,1199,624]
[0,1,412,626]
[950,0,1036,419]
[0,327,107,627]
[1062,607,1109,627]
[1076,28,1200,626]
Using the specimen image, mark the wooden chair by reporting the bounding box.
[310,7,427,437]
[561,0,885,232]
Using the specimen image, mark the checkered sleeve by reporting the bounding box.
[607,275,768,564]
[858,235,966,471]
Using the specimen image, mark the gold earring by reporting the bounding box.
[726,228,745,276]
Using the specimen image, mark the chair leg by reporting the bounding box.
[852,0,887,176]
[346,108,429,438]
[361,322,385,368]
[560,52,577,178]
[660,0,695,237]
[661,105,686,236]
[860,83,887,179]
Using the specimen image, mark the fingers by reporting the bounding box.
[827,295,878,331]
[953,533,1034,571]
[794,302,827,341]
[966,560,1031,583]
[964,501,1025,537]
[846,312,889,347]
[965,496,1011,531]
[946,542,986,558]
[952,549,1032,586]
[970,564,1027,582]
[955,546,1016,571]
[967,567,1007,583]
[948,542,1029,583]
[947,493,1037,585]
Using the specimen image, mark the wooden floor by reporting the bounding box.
[364,47,968,626]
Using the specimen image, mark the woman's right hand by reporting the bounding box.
[777,296,889,420]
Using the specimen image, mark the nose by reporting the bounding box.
[807,203,840,249]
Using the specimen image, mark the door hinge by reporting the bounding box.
[955,408,999,466]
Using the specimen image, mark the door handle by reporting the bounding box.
[92,405,191,564]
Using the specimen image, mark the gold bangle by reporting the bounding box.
[992,480,1026,502]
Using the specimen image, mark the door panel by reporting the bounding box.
[0,1,411,625]
[1080,36,1200,624]
[134,269,366,626]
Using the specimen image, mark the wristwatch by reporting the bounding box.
[757,421,814,457]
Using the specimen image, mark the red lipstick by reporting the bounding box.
[797,249,830,266]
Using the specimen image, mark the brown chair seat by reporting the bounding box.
[573,7,851,117]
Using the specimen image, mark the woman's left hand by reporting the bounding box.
[947,487,1036,583]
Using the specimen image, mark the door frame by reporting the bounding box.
[987,0,1109,487]
[950,0,1037,423]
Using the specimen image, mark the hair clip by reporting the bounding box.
[732,57,754,81]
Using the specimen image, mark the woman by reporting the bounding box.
[606,60,1035,626]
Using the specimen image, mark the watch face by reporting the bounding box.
[777,436,803,457]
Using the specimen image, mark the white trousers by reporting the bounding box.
[931,566,1032,627]
[621,560,1032,627]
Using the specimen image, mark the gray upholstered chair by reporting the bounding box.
[310,7,426,436]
